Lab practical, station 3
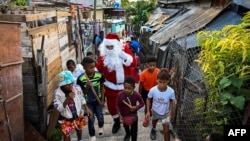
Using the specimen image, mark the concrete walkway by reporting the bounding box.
[67,84,175,141]
[68,107,174,141]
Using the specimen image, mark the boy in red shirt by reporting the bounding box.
[116,76,144,141]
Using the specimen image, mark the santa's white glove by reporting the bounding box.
[119,52,127,60]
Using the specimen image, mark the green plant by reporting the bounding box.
[48,127,62,141]
[195,11,250,133]
[10,0,26,6]
[125,0,157,36]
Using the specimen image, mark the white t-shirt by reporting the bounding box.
[148,85,175,115]
[72,64,84,80]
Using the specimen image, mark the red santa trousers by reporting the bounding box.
[104,86,122,116]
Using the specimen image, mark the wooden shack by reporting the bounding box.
[0,5,83,139]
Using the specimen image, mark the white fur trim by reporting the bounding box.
[104,80,124,90]
[99,40,123,57]
[123,53,133,66]
[115,60,124,84]
[112,114,119,118]
[103,38,119,46]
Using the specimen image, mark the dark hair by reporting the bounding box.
[146,56,157,63]
[66,59,76,66]
[209,132,224,141]
[100,31,104,34]
[87,51,93,56]
[124,75,135,88]
[157,68,171,80]
[81,57,95,67]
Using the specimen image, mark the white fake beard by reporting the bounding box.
[103,47,123,72]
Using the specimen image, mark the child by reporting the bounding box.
[66,59,84,86]
[53,70,92,141]
[86,51,94,58]
[116,76,144,141]
[139,56,160,116]
[77,57,105,141]
[146,68,175,141]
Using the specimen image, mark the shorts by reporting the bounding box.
[152,110,170,124]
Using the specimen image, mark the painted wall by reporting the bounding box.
[90,9,104,22]
[111,20,125,36]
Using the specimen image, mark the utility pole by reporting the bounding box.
[93,0,97,56]
[93,0,96,38]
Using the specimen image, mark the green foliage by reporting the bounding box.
[10,0,26,6]
[121,0,130,8]
[103,14,111,20]
[194,98,205,114]
[125,0,157,35]
[195,11,250,133]
[48,127,62,141]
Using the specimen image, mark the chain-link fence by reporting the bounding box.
[155,37,209,140]
[138,32,249,140]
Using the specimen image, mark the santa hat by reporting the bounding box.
[103,32,121,46]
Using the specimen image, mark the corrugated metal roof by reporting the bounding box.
[175,8,243,49]
[150,7,223,45]
[144,7,180,32]
[159,0,195,4]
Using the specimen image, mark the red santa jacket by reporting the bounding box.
[96,43,136,90]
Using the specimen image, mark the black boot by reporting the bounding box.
[124,133,130,141]
[112,117,120,133]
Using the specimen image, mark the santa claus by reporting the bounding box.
[96,32,136,133]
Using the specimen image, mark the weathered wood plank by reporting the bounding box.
[27,23,58,36]
[47,76,60,107]
[0,14,26,22]
[25,11,57,22]
[57,11,71,17]
[47,57,62,82]
[58,20,67,36]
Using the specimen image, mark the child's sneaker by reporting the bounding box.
[89,136,96,141]
[143,118,149,127]
[99,127,104,136]
[150,128,156,140]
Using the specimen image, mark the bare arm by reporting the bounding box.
[82,104,92,117]
[168,99,174,118]
[146,97,152,119]
[63,92,75,108]
[138,81,143,95]
[100,83,105,106]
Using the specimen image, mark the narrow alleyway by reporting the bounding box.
[68,107,169,141]
[66,84,173,141]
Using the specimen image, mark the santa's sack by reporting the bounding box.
[123,115,137,125]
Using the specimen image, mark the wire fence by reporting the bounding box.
[155,38,209,141]
[138,32,249,141]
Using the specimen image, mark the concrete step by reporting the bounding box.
[67,108,171,141]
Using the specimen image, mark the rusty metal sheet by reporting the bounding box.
[0,22,23,65]
[150,7,223,45]
[0,65,23,101]
[0,22,24,141]
[0,94,24,141]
